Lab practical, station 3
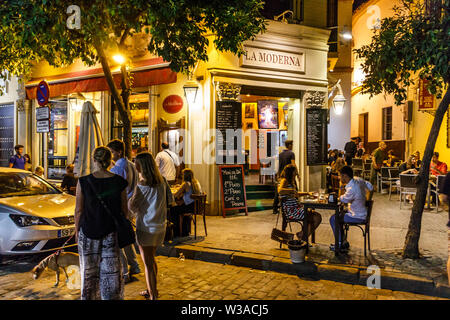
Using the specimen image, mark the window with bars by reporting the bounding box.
[260,0,304,23]
[382,107,392,141]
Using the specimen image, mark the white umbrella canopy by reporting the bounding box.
[74,101,104,177]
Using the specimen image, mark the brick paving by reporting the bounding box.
[0,254,444,300]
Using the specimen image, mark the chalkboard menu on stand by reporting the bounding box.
[218,165,248,217]
[216,101,242,164]
[306,108,328,165]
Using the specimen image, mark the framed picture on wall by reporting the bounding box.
[244,103,256,118]
[257,100,279,129]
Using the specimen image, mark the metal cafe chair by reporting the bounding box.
[362,163,372,181]
[387,167,400,200]
[399,174,418,209]
[365,159,373,164]
[180,193,207,240]
[352,158,364,169]
[343,200,374,257]
[429,175,446,213]
[378,167,391,194]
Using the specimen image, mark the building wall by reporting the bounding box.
[351,0,407,156]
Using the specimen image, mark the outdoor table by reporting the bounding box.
[299,196,342,256]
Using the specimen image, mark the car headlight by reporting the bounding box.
[9,214,50,227]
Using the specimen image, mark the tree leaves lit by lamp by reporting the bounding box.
[183,79,199,108]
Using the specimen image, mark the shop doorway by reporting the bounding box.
[240,90,299,186]
[0,104,14,167]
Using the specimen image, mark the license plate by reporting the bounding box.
[58,228,75,238]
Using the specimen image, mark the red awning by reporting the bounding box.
[26,67,177,99]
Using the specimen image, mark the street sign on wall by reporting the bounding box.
[36,80,50,106]
[37,120,50,133]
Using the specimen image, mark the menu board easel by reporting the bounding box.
[218,165,248,217]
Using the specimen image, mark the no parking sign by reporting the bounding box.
[36,80,50,106]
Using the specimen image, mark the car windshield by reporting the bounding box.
[0,172,59,198]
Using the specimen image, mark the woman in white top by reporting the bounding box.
[128,152,173,300]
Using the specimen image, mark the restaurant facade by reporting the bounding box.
[19,17,335,215]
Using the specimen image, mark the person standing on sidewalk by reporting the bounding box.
[344,137,358,166]
[74,146,128,299]
[107,139,141,282]
[370,141,387,190]
[440,172,450,285]
[128,152,173,300]
[155,142,180,185]
[8,145,25,169]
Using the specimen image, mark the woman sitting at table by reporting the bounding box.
[169,168,202,237]
[278,164,322,242]
[399,155,418,174]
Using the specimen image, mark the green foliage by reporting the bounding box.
[0,0,266,79]
[354,0,449,105]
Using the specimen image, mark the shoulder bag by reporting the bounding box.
[87,175,135,249]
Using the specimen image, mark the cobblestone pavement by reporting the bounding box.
[0,254,445,300]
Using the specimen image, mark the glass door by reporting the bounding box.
[48,100,68,179]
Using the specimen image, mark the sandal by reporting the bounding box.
[140,290,150,299]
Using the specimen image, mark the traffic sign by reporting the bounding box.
[36,80,50,106]
[37,120,50,133]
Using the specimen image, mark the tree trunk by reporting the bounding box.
[94,40,133,159]
[402,87,450,258]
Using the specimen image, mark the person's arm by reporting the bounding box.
[277,179,296,196]
[74,181,83,242]
[121,189,129,219]
[174,182,187,199]
[339,185,355,204]
[128,185,141,218]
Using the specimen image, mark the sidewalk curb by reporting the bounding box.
[156,244,450,299]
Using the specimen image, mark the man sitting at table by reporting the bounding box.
[430,152,448,176]
[329,166,374,252]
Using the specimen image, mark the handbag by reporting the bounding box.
[87,175,136,249]
[271,201,294,244]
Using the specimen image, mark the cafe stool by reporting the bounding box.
[180,193,207,240]
[342,200,374,257]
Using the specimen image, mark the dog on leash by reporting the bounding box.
[31,251,80,287]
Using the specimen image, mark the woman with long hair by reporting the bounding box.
[170,168,202,237]
[24,154,32,172]
[128,152,173,300]
[278,164,322,241]
[74,146,129,300]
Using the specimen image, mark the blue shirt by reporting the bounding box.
[110,157,138,199]
[9,154,26,170]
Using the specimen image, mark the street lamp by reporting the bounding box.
[113,54,125,65]
[333,93,346,115]
[183,79,199,108]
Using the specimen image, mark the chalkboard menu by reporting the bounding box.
[306,108,328,165]
[218,165,248,217]
[216,101,242,164]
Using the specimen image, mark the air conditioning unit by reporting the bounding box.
[404,100,413,123]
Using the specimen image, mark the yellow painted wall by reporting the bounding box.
[351,0,405,144]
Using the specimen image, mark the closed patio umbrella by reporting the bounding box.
[74,101,104,177]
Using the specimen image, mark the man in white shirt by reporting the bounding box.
[155,142,180,185]
[329,165,374,252]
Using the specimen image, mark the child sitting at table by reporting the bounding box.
[278,164,322,242]
[169,168,202,237]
